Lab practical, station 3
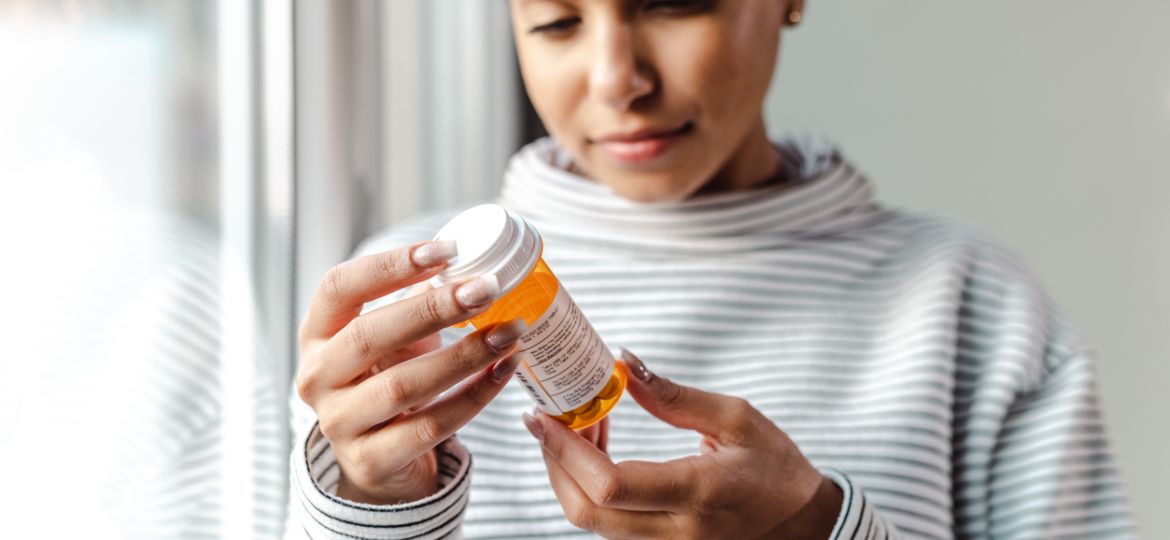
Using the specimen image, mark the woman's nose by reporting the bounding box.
[589,24,655,111]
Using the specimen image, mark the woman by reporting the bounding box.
[288,0,1134,538]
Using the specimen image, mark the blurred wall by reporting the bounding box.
[766,2,1170,536]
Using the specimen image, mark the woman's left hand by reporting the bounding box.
[522,349,843,539]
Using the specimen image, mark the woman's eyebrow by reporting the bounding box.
[518,0,586,8]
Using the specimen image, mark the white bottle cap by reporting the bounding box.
[428,203,543,295]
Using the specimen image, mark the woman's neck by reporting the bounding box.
[694,117,786,197]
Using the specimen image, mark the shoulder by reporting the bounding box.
[876,208,1087,384]
[871,207,1048,290]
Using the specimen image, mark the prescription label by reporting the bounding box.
[513,286,614,414]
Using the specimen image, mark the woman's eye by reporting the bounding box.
[643,0,711,13]
[527,0,711,35]
[529,17,581,35]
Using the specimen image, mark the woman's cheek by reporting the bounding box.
[659,25,745,110]
[523,59,578,138]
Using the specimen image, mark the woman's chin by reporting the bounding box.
[571,153,707,203]
[604,178,700,204]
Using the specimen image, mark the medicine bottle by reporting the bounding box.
[429,204,626,430]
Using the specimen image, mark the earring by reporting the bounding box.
[786,9,802,26]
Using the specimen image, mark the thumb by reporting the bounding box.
[619,348,759,442]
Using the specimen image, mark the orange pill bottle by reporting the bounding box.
[429,204,626,430]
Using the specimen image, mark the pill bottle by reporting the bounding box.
[429,203,626,430]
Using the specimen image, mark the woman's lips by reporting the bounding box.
[595,122,694,164]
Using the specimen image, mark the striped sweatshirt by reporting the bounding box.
[286,135,1136,539]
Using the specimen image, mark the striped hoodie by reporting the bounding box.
[286,135,1135,539]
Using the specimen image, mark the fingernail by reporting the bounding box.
[455,274,500,308]
[411,240,458,267]
[491,354,522,382]
[620,347,653,383]
[485,319,529,351]
[521,412,545,442]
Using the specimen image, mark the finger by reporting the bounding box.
[362,352,522,466]
[577,415,609,453]
[597,415,609,454]
[403,280,433,299]
[332,319,528,435]
[302,240,457,340]
[523,413,695,511]
[319,274,502,388]
[620,348,763,443]
[541,447,675,538]
[368,333,441,376]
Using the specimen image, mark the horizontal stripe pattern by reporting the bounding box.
[287,426,471,540]
[286,135,1135,539]
[3,212,288,538]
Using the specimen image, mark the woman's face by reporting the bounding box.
[510,0,791,203]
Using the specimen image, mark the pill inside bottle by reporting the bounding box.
[429,203,627,430]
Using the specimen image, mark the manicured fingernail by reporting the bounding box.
[455,274,500,308]
[521,412,545,442]
[491,354,521,383]
[411,240,458,267]
[620,347,653,383]
[486,319,528,351]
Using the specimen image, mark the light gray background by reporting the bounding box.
[767,2,1169,536]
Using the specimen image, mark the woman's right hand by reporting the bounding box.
[296,239,527,505]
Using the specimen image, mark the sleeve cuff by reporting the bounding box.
[822,468,895,540]
[290,422,470,540]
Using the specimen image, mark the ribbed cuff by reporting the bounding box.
[822,468,896,540]
[289,423,471,539]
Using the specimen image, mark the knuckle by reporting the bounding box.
[343,440,378,482]
[464,377,494,409]
[690,468,718,509]
[659,380,687,407]
[344,319,375,360]
[730,397,755,416]
[664,467,688,502]
[594,474,626,506]
[410,292,448,325]
[373,250,409,282]
[727,398,759,433]
[693,476,733,516]
[318,266,347,307]
[565,502,597,530]
[294,371,316,404]
[317,412,344,441]
[376,251,409,280]
[412,415,444,445]
[453,337,491,372]
[375,375,409,408]
[295,360,325,404]
[692,481,716,510]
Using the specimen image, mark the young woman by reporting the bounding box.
[287,1,1134,538]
